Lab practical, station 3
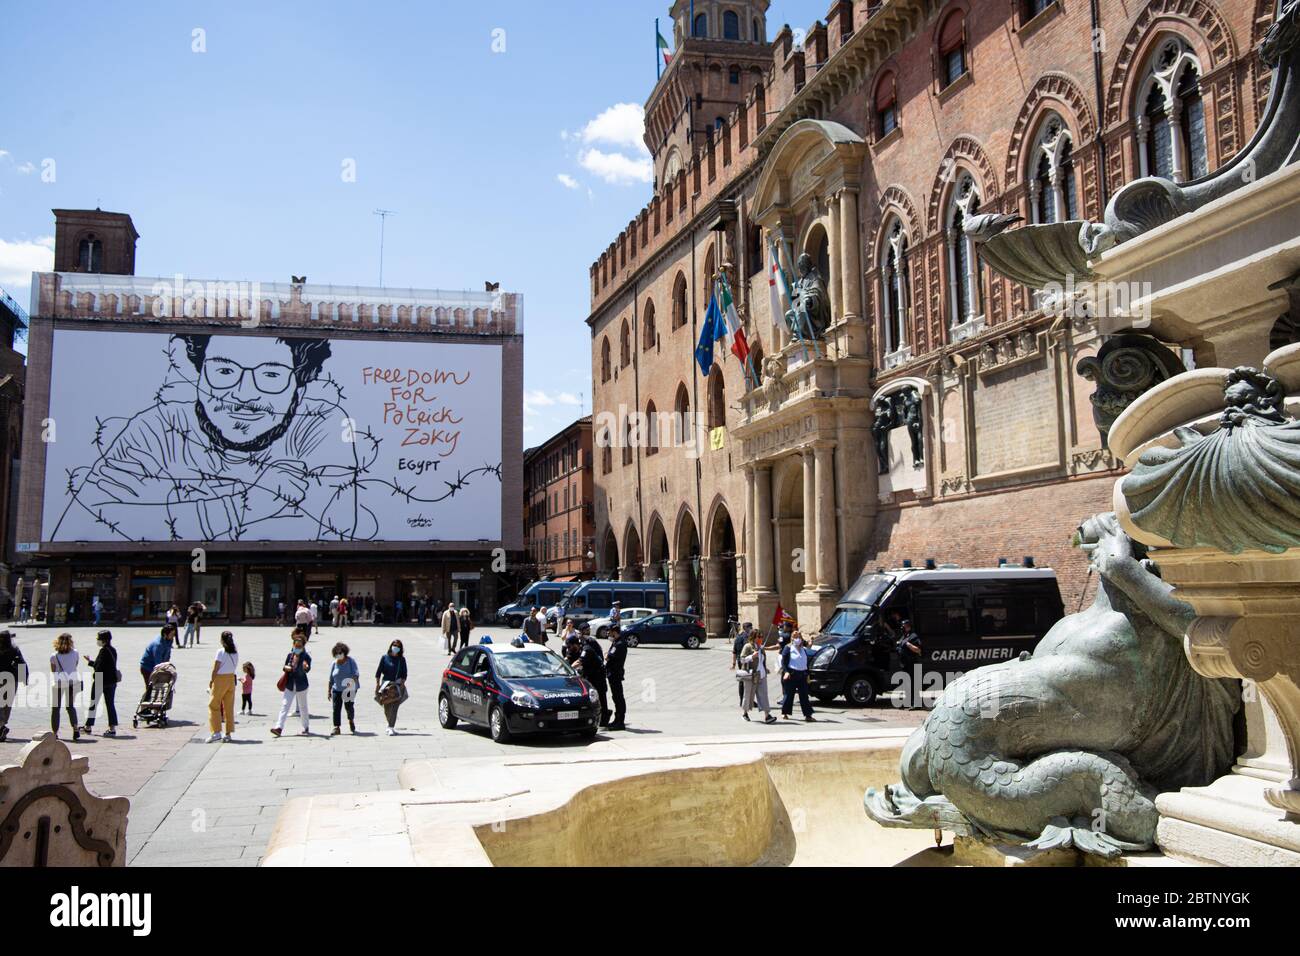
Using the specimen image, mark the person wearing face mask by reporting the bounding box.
[271,633,312,737]
[779,629,816,722]
[328,642,360,735]
[80,629,119,737]
[374,639,409,736]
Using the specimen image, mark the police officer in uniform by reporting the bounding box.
[577,632,609,726]
[605,626,629,730]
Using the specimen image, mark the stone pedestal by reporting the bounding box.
[0,735,129,867]
[795,588,839,634]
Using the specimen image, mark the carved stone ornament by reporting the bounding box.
[1122,366,1300,553]
[761,355,787,410]
[972,0,1300,283]
[0,734,130,867]
[1076,333,1186,446]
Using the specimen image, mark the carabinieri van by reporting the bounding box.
[807,565,1065,706]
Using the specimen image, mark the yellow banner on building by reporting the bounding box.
[709,426,726,450]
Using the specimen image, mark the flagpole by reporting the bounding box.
[656,18,661,80]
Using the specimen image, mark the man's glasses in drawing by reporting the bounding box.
[202,358,295,395]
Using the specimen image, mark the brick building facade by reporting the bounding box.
[588,0,1277,637]
[523,415,596,580]
[18,209,523,626]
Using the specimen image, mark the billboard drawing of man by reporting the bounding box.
[51,333,380,542]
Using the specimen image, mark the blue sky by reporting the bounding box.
[2,0,828,445]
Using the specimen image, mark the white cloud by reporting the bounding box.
[580,103,649,155]
[580,148,652,185]
[525,389,583,414]
[556,173,580,190]
[0,236,54,291]
[15,162,34,175]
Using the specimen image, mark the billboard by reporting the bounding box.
[41,328,503,543]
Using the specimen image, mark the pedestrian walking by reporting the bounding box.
[338,596,350,627]
[779,629,816,722]
[189,602,206,645]
[328,642,360,735]
[458,607,474,650]
[0,630,26,742]
[294,599,311,631]
[240,661,256,714]
[271,632,312,737]
[207,630,239,742]
[50,633,81,740]
[276,601,286,626]
[740,632,777,723]
[577,633,609,726]
[330,595,341,628]
[730,621,754,704]
[169,605,186,646]
[309,600,319,636]
[374,639,408,736]
[523,607,543,644]
[441,603,458,653]
[81,629,120,736]
[91,595,102,626]
[605,627,629,730]
[140,625,176,690]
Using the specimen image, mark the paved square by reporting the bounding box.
[0,623,923,865]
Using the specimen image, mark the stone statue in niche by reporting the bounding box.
[790,254,832,340]
[871,397,893,473]
[900,388,924,468]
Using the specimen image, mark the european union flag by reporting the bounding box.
[695,291,722,378]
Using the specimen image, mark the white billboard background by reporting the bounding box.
[42,329,503,543]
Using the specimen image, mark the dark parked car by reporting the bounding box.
[619,611,707,649]
[438,644,600,743]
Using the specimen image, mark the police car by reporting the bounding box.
[438,643,601,743]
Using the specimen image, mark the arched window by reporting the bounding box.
[707,367,726,429]
[77,234,103,273]
[723,10,740,40]
[753,18,762,42]
[1178,65,1208,180]
[622,416,634,466]
[1136,37,1208,183]
[620,319,631,368]
[673,383,691,447]
[693,13,708,37]
[597,426,613,475]
[729,66,740,85]
[1029,114,1078,224]
[643,300,657,351]
[600,337,612,383]
[946,173,983,328]
[875,72,898,138]
[671,272,688,330]
[937,10,967,89]
[645,401,659,456]
[880,219,911,359]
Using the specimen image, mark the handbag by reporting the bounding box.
[375,680,407,705]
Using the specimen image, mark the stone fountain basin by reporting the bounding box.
[262,729,941,867]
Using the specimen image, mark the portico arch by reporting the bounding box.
[771,454,806,615]
[673,507,702,612]
[622,522,643,581]
[599,526,619,576]
[705,497,739,636]
[646,514,670,581]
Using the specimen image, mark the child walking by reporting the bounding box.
[240,661,255,714]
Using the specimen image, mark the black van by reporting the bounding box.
[807,566,1064,706]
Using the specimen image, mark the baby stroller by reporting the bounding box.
[133,662,177,729]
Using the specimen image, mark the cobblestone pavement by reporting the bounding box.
[0,623,924,866]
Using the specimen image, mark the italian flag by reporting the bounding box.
[658,30,672,65]
[718,274,749,364]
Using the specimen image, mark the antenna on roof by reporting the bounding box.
[374,208,397,287]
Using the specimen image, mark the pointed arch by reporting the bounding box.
[927,135,1000,233]
[1005,72,1097,189]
